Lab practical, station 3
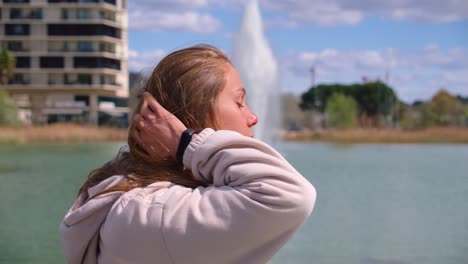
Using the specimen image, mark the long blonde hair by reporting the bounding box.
[79,45,231,197]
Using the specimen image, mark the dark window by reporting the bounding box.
[74,57,120,70]
[40,57,64,68]
[4,0,30,3]
[16,57,31,68]
[104,0,116,5]
[48,24,121,39]
[48,0,98,3]
[10,8,23,19]
[30,9,43,19]
[5,24,30,35]
[48,0,77,3]
[77,74,92,85]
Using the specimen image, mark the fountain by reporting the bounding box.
[232,0,280,143]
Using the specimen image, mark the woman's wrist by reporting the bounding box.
[176,129,200,163]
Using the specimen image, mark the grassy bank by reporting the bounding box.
[0,123,127,144]
[1,125,468,145]
[283,128,468,144]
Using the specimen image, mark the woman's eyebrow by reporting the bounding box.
[236,87,246,97]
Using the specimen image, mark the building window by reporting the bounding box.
[77,41,93,52]
[48,24,121,39]
[61,9,69,19]
[76,9,92,20]
[77,74,92,85]
[103,0,116,5]
[10,8,23,19]
[5,24,30,35]
[30,9,43,19]
[7,41,27,52]
[74,57,120,70]
[4,0,30,3]
[40,57,65,68]
[10,73,29,85]
[99,42,115,53]
[16,57,31,68]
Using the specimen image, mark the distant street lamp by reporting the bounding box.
[310,66,315,88]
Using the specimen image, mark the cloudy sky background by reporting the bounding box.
[127,0,468,103]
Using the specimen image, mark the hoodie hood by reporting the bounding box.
[60,175,125,264]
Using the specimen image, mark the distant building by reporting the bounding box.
[0,0,128,126]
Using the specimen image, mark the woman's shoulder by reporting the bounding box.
[112,181,197,210]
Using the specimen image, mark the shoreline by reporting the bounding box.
[0,123,128,144]
[283,128,468,144]
[1,124,468,144]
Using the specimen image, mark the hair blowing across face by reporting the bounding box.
[79,45,231,197]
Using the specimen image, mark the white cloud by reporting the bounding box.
[284,47,468,102]
[129,0,208,11]
[128,0,468,31]
[129,10,221,33]
[128,0,222,33]
[128,49,167,73]
[260,0,468,27]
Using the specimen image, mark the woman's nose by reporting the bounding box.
[247,111,258,127]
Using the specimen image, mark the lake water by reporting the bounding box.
[0,142,467,264]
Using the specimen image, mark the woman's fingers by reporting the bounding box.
[133,113,143,125]
[132,116,171,159]
[143,92,172,117]
[133,92,188,160]
[132,129,154,156]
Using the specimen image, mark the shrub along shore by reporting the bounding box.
[1,124,468,144]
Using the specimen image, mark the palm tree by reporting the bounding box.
[0,50,16,85]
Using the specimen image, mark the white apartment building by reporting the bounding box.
[0,0,128,126]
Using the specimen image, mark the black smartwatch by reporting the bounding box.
[176,128,199,163]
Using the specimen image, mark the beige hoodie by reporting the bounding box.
[60,128,316,264]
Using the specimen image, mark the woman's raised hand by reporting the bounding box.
[132,92,187,160]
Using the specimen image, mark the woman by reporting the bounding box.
[60,45,316,264]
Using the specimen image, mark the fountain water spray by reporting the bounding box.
[232,0,280,143]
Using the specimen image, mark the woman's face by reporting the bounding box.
[214,64,258,137]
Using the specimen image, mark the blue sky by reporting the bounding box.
[127,0,468,103]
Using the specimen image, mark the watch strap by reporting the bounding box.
[176,128,198,163]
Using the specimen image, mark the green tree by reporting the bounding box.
[462,105,468,127]
[0,90,20,126]
[0,50,16,85]
[325,93,358,129]
[300,81,398,118]
[430,89,461,126]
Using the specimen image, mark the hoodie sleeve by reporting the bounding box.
[161,128,317,264]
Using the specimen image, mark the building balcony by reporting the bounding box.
[5,84,122,97]
[47,81,121,86]
[5,46,30,52]
[8,79,31,85]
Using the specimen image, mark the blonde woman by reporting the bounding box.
[60,45,316,264]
